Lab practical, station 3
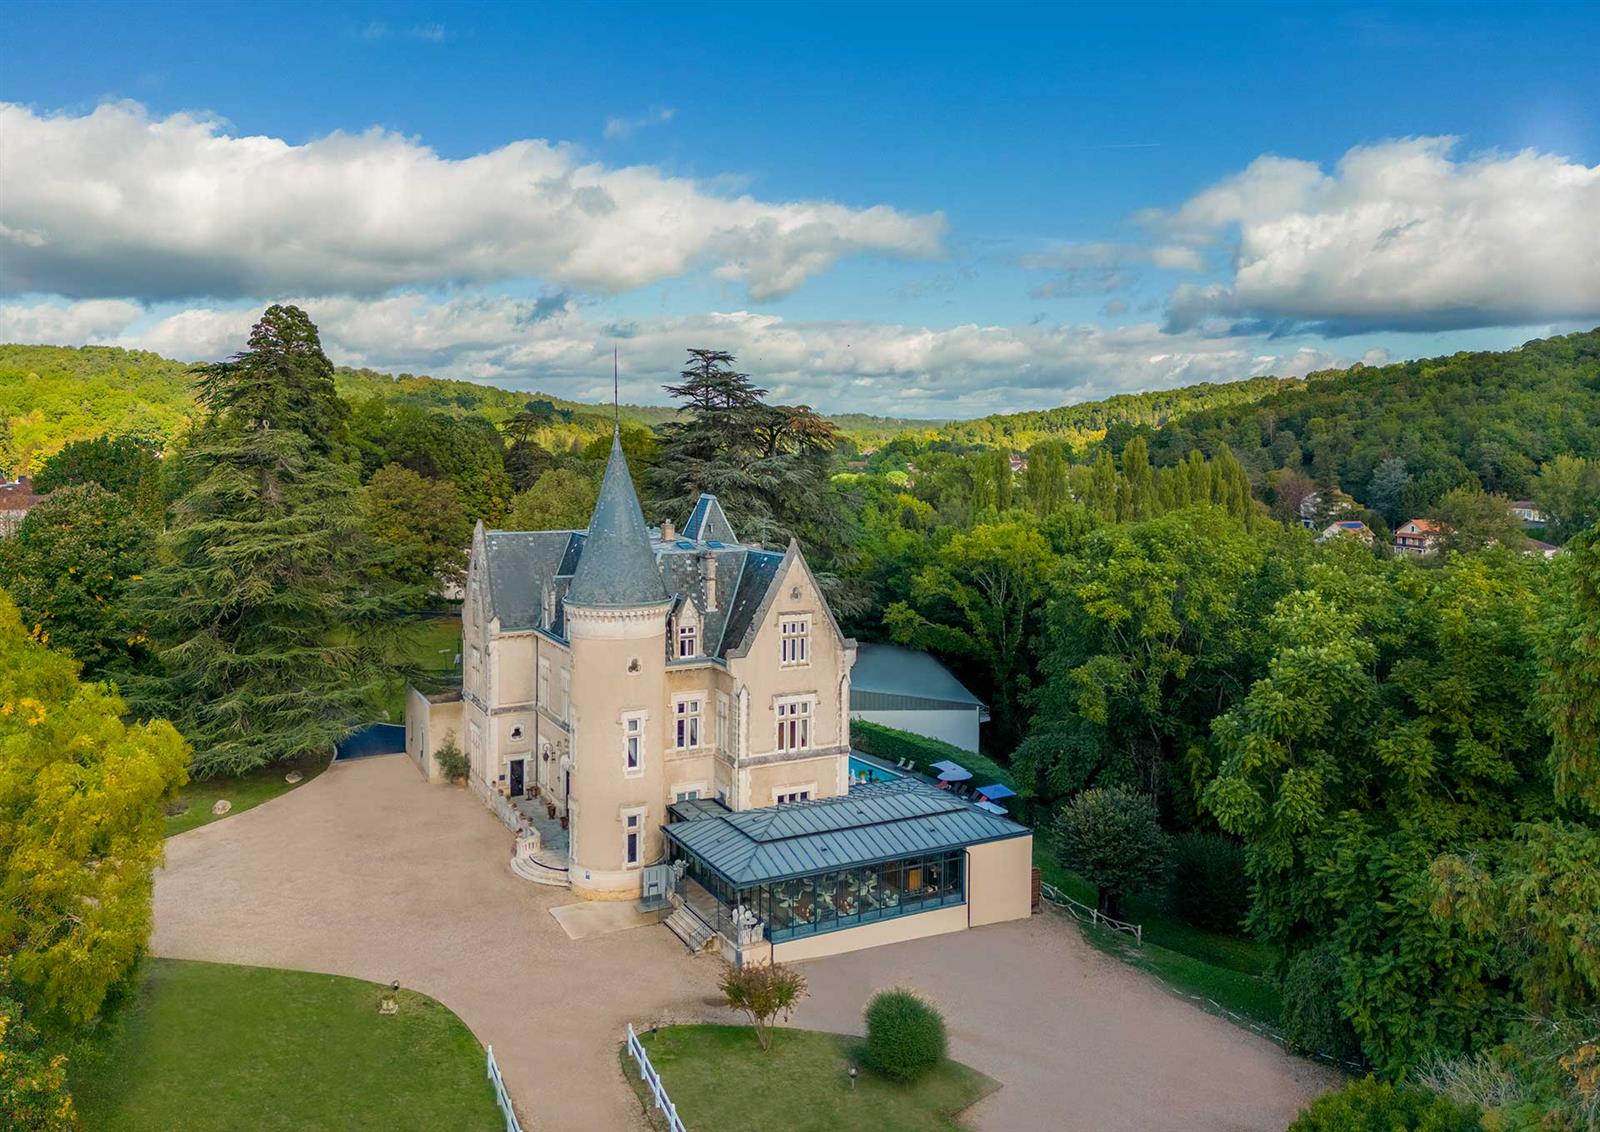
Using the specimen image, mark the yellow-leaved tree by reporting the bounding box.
[0,589,189,1027]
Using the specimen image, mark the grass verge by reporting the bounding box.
[71,959,501,1132]
[621,1024,996,1132]
[164,749,330,837]
[1034,842,1281,1027]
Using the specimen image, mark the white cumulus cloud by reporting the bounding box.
[1152,137,1600,333]
[0,101,945,303]
[0,295,1347,418]
[0,298,143,344]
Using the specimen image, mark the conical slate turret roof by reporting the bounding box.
[566,431,670,608]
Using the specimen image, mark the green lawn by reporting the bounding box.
[72,959,501,1132]
[373,614,462,721]
[1034,843,1282,1027]
[622,1024,996,1132]
[164,750,331,836]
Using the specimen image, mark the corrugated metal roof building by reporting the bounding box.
[849,642,990,753]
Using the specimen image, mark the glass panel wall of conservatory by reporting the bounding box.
[740,850,967,943]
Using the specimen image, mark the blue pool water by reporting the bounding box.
[848,754,904,785]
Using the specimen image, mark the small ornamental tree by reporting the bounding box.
[719,961,807,1051]
[863,989,948,1081]
[434,733,468,784]
[1054,787,1169,919]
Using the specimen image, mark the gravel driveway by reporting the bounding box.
[153,755,722,1131]
[154,754,1335,1131]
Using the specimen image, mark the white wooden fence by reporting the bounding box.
[1040,881,1143,945]
[486,1045,522,1132]
[626,1023,687,1132]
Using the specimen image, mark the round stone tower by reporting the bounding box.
[563,432,672,900]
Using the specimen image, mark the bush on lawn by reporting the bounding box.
[1280,941,1364,1065]
[864,989,947,1082]
[1167,832,1250,932]
[1287,1076,1480,1131]
[435,733,468,784]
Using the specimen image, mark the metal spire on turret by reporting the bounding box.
[566,354,669,609]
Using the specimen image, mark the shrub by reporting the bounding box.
[434,733,468,784]
[1167,832,1250,932]
[720,961,807,1051]
[863,989,947,1082]
[1280,941,1363,1064]
[1287,1076,1480,1131]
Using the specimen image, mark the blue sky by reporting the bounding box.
[2,1,1597,415]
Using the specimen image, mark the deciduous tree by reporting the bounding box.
[0,592,188,1027]
[0,483,153,677]
[1053,786,1169,919]
[363,463,471,594]
[719,961,807,1051]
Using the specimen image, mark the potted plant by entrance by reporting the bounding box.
[559,811,568,830]
[546,800,557,818]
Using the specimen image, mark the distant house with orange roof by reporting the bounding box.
[1394,518,1443,557]
[0,476,38,538]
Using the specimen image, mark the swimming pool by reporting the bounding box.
[848,754,904,785]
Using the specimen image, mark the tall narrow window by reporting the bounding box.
[780,616,810,666]
[677,624,697,658]
[560,669,571,723]
[776,699,811,752]
[537,659,550,707]
[623,712,645,775]
[624,810,643,866]
[674,697,702,750]
[716,693,730,753]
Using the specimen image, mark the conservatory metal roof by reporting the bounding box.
[663,779,1029,887]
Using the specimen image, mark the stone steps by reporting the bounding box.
[664,906,716,953]
[509,853,570,887]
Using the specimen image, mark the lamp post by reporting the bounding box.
[848,1066,857,1090]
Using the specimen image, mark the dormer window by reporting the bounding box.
[677,623,698,659]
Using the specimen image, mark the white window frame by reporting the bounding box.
[672,782,708,803]
[560,668,571,723]
[773,784,815,805]
[775,696,813,752]
[622,711,647,777]
[779,614,811,667]
[537,658,550,707]
[673,694,704,751]
[677,623,698,659]
[716,692,730,754]
[622,806,647,868]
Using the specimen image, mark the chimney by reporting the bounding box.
[661,517,675,542]
[702,552,718,611]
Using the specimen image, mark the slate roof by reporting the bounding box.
[482,529,581,633]
[851,642,985,712]
[682,493,738,544]
[474,438,819,660]
[566,432,671,608]
[663,778,1029,887]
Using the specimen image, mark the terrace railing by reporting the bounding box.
[626,1023,687,1132]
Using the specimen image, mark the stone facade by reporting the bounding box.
[407,433,856,900]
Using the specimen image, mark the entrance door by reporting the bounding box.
[509,758,526,798]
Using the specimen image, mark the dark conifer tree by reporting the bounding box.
[131,305,403,774]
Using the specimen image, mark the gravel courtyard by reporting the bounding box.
[153,754,1335,1131]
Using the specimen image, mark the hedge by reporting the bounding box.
[850,720,1015,793]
